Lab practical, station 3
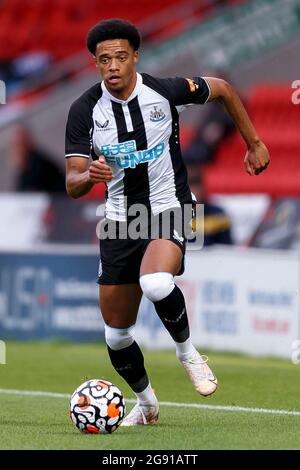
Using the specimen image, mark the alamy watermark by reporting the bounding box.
[291,340,300,365]
[0,80,6,104]
[0,340,6,364]
[96,200,205,250]
[291,80,300,105]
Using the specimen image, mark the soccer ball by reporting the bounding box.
[69,379,125,434]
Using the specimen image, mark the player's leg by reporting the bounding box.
[100,284,159,425]
[100,283,141,328]
[140,239,218,397]
[140,239,191,347]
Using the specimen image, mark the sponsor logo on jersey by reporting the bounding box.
[150,106,166,122]
[186,78,199,93]
[95,119,110,130]
[100,140,165,169]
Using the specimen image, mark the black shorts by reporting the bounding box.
[97,205,193,285]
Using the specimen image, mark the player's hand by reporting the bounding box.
[244,141,270,176]
[89,156,113,183]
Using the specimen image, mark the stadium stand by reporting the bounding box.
[0,0,241,61]
[0,0,248,107]
[203,84,300,197]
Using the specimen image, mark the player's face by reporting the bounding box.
[95,39,139,100]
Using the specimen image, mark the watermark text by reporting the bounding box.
[291,80,300,105]
[291,339,300,364]
[0,341,6,364]
[0,80,6,104]
[96,201,204,250]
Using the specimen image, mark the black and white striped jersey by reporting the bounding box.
[65,72,211,221]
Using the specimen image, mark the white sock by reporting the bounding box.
[175,338,198,361]
[135,383,157,407]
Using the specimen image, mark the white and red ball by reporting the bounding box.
[70,379,125,434]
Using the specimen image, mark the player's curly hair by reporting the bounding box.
[86,19,141,55]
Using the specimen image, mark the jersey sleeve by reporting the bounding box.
[167,76,211,106]
[65,98,92,158]
[155,76,211,107]
[142,73,211,108]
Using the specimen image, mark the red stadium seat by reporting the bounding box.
[203,83,300,196]
[0,0,182,60]
[0,0,226,61]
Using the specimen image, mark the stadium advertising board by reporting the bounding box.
[0,248,104,341]
[136,248,300,359]
[0,247,299,359]
[172,248,299,359]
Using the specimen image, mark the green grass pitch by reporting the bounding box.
[0,341,299,450]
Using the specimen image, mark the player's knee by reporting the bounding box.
[139,272,174,302]
[104,324,135,351]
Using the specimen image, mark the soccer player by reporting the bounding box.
[65,19,270,426]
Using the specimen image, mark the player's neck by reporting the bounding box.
[107,72,137,101]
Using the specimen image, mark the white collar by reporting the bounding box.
[101,72,142,104]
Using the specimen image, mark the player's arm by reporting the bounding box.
[204,77,270,176]
[66,156,112,199]
[65,97,113,198]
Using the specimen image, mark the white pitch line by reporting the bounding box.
[0,389,69,398]
[0,388,299,417]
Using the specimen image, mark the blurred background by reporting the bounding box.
[0,0,300,358]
